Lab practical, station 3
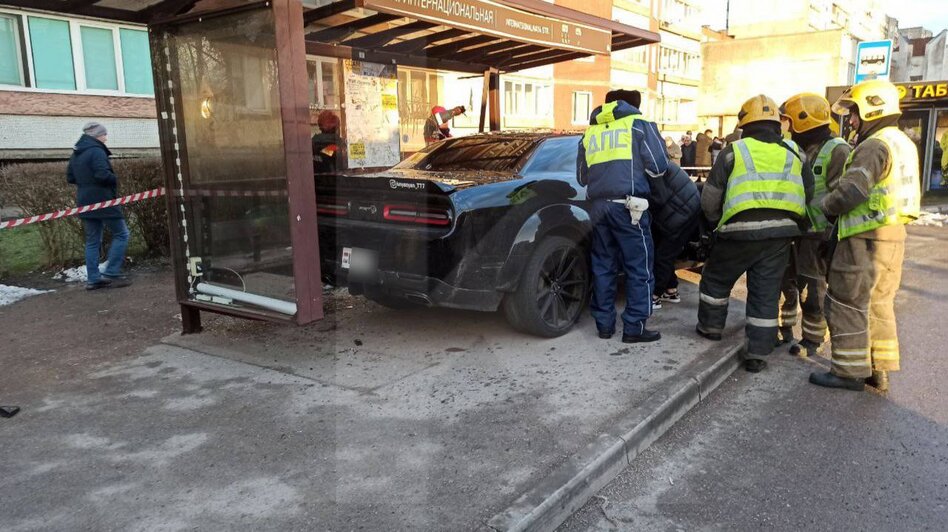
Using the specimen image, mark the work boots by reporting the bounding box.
[809,371,866,391]
[789,338,821,357]
[866,370,890,392]
[775,326,795,346]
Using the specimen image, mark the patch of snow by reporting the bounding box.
[0,284,51,306]
[912,212,948,227]
[54,262,107,283]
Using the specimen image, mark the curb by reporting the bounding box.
[487,342,743,532]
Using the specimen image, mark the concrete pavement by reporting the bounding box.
[1,273,745,531]
[560,225,948,531]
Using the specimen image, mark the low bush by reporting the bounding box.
[0,157,168,269]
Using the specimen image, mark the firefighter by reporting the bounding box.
[696,95,814,372]
[578,91,668,343]
[776,93,852,355]
[775,111,806,346]
[810,79,920,392]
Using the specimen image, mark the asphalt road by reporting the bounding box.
[560,225,948,531]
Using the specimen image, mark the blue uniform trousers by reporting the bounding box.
[590,202,655,335]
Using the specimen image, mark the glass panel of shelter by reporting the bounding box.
[159,7,297,317]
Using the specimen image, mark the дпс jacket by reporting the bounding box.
[66,134,121,219]
[701,122,815,240]
[577,100,668,201]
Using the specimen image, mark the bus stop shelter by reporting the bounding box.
[5,0,658,331]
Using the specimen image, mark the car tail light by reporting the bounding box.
[317,200,349,216]
[383,204,452,226]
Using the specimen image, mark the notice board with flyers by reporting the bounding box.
[343,60,401,169]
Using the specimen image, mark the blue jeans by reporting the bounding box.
[590,202,655,336]
[82,217,130,284]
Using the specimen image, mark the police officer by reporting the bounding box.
[777,93,852,355]
[810,79,920,392]
[696,95,814,372]
[578,90,668,343]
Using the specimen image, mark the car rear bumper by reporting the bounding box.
[331,264,504,312]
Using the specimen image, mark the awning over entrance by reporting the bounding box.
[6,0,659,73]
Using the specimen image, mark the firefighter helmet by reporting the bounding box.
[832,79,901,121]
[737,94,781,128]
[780,93,833,133]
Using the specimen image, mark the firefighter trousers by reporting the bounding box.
[698,237,791,359]
[779,238,829,344]
[825,237,904,379]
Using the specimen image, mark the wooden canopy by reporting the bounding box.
[3,0,659,73]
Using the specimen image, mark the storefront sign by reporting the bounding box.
[897,81,948,102]
[359,0,612,55]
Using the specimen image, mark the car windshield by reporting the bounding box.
[396,137,537,172]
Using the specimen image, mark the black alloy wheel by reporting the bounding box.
[503,236,589,337]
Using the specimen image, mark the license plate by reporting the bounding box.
[341,247,378,276]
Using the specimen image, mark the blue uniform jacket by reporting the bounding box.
[576,101,668,201]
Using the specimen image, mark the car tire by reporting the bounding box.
[503,236,589,338]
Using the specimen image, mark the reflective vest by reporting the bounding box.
[806,137,849,233]
[582,108,641,168]
[718,138,807,229]
[838,127,920,239]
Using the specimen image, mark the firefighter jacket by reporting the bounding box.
[701,123,815,240]
[804,136,851,236]
[822,126,921,240]
[577,100,668,201]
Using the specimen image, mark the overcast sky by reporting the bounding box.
[703,0,948,35]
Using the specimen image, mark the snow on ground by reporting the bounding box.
[54,262,107,283]
[0,285,51,307]
[913,211,948,227]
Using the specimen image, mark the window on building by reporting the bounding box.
[0,14,25,86]
[0,11,153,95]
[80,26,118,90]
[307,57,340,110]
[120,29,153,94]
[28,16,76,90]
[504,80,552,118]
[659,46,700,79]
[572,91,592,124]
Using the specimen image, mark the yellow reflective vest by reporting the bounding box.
[806,137,849,233]
[838,127,921,239]
[718,138,806,229]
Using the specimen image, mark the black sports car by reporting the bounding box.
[316,133,701,337]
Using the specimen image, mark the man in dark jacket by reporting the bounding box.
[66,122,131,290]
[680,135,697,172]
[578,91,668,343]
[696,95,814,372]
[649,162,700,308]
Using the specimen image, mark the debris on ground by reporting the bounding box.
[53,262,108,283]
[0,406,21,418]
[913,212,948,227]
[0,284,51,307]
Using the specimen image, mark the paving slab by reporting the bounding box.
[1,274,744,531]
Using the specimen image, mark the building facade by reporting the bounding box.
[698,0,892,135]
[891,27,948,82]
[0,6,159,162]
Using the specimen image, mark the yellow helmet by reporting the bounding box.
[737,94,781,128]
[780,93,832,133]
[831,79,901,121]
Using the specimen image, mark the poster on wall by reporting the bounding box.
[343,60,400,169]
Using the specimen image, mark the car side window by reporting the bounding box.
[521,137,579,177]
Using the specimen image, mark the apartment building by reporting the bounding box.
[0,6,159,162]
[891,27,948,83]
[699,0,892,134]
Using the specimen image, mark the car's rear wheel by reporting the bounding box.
[503,236,589,337]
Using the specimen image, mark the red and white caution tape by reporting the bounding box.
[0,187,165,230]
